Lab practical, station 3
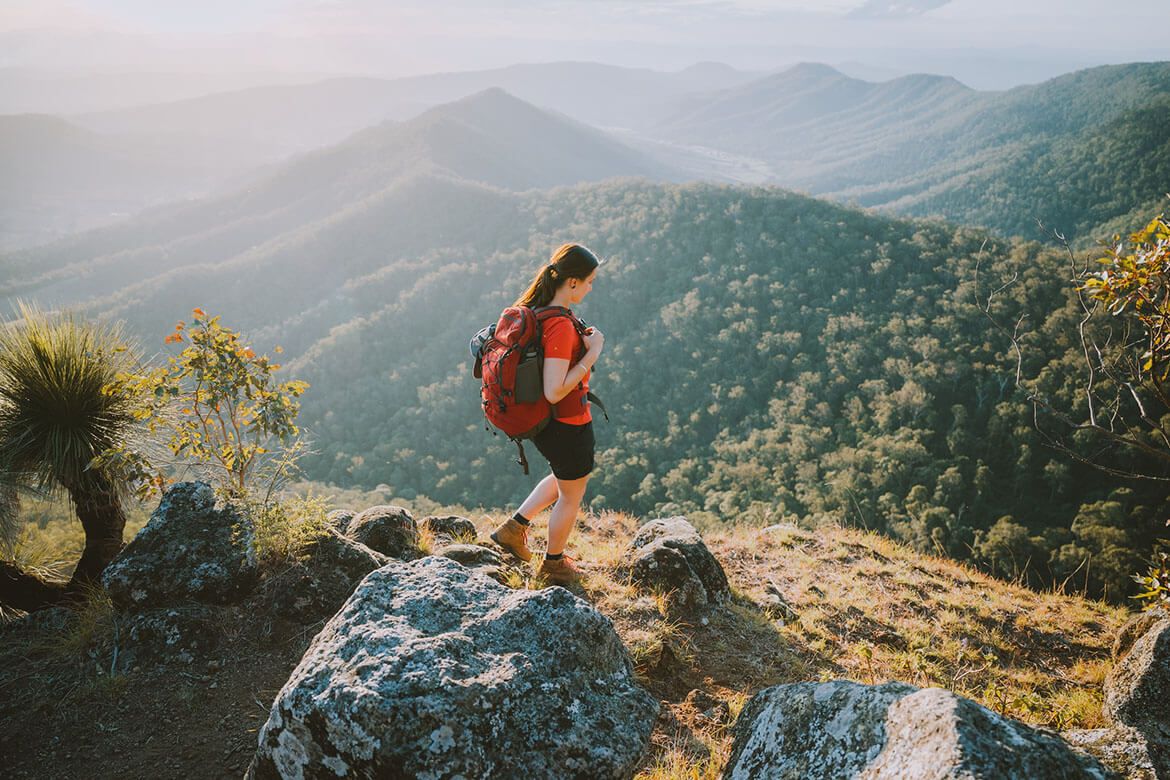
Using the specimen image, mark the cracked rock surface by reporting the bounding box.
[248,556,658,779]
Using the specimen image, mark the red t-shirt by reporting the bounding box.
[542,315,591,424]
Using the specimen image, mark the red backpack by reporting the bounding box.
[472,305,595,473]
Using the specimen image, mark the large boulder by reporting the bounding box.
[346,505,421,560]
[421,514,478,545]
[1113,609,1167,662]
[102,482,258,608]
[436,543,513,584]
[621,517,729,614]
[248,557,658,779]
[263,528,389,623]
[324,509,355,535]
[115,605,219,672]
[1103,615,1170,777]
[1064,726,1160,780]
[723,680,1113,779]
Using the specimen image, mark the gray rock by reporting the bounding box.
[116,606,218,672]
[1104,617,1170,776]
[248,557,658,779]
[102,482,258,608]
[621,516,729,615]
[437,544,512,584]
[1114,609,1168,663]
[421,514,478,544]
[346,505,421,560]
[324,509,354,535]
[1064,726,1161,780]
[264,528,389,623]
[723,680,1113,780]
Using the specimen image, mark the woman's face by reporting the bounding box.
[567,269,597,305]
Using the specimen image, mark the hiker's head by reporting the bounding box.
[514,243,601,308]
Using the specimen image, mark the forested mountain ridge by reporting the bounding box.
[2,85,1167,605]
[657,61,1170,242]
[268,179,1166,604]
[0,89,679,317]
[69,61,760,155]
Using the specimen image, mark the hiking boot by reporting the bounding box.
[490,517,532,562]
[538,554,583,586]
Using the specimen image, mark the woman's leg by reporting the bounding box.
[547,474,590,555]
[517,472,559,520]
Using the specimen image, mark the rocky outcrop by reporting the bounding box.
[621,517,729,615]
[421,514,478,544]
[248,557,658,779]
[1064,725,1160,780]
[723,680,1113,779]
[1101,614,1170,777]
[263,528,389,623]
[116,606,219,672]
[437,543,512,584]
[102,482,258,608]
[324,509,354,535]
[346,505,421,560]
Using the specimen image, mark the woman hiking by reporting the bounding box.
[490,243,604,585]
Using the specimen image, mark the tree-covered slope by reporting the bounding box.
[269,179,1166,603]
[657,62,1170,242]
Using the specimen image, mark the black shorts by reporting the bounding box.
[532,419,595,481]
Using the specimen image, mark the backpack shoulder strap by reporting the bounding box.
[532,305,587,335]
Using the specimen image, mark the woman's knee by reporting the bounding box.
[555,474,590,501]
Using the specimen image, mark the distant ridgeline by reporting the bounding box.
[653,61,1170,243]
[3,73,1168,605]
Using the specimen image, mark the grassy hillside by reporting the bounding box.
[0,507,1130,778]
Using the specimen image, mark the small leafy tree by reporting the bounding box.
[979,211,1170,601]
[105,309,309,500]
[0,304,140,605]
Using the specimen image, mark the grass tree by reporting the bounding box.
[0,303,139,606]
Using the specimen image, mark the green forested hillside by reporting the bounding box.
[4,87,1167,605]
[893,95,1170,241]
[659,62,1170,243]
[280,180,1166,603]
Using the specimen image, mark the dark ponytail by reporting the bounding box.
[514,243,601,308]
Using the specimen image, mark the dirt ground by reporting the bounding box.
[0,607,317,780]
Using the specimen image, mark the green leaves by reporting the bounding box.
[1080,214,1170,380]
[108,309,310,500]
[0,302,140,493]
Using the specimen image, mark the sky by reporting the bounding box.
[2,0,1166,87]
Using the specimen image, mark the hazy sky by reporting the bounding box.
[3,0,1166,86]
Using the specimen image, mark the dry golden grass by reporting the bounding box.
[472,510,1132,778]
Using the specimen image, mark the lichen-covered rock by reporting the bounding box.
[421,514,477,544]
[248,557,658,779]
[116,606,219,672]
[1064,726,1161,780]
[324,509,354,535]
[723,681,1113,780]
[1104,616,1170,776]
[436,544,512,584]
[621,517,729,614]
[102,482,258,608]
[264,528,389,623]
[346,505,421,560]
[1114,609,1168,663]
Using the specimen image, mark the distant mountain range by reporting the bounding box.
[0,61,758,250]
[654,61,1170,240]
[2,72,1168,604]
[0,88,684,336]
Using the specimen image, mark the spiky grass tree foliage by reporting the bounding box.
[0,304,139,598]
